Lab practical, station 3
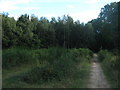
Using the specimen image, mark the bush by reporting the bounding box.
[71,48,93,62]
[98,50,119,88]
[52,51,77,78]
[20,48,78,83]
[78,48,93,60]
[3,47,93,84]
[2,48,36,68]
[19,66,60,83]
[34,47,65,64]
[98,50,109,62]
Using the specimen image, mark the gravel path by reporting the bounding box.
[87,54,110,88]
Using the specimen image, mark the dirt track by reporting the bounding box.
[87,54,110,88]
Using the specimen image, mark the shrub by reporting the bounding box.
[19,66,60,83]
[3,47,93,84]
[98,50,119,88]
[18,48,81,83]
[52,51,77,78]
[98,50,109,62]
[78,48,93,58]
[2,48,36,68]
[71,48,93,62]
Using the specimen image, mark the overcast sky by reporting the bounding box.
[0,0,119,23]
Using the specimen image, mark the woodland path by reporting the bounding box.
[87,54,110,88]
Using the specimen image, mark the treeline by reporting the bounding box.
[1,2,119,52]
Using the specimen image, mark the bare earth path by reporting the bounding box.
[87,54,110,88]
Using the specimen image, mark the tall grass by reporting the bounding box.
[98,50,119,88]
[2,48,37,68]
[3,47,93,87]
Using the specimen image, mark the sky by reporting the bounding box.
[0,0,119,23]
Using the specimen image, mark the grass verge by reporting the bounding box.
[98,50,119,88]
[3,47,92,88]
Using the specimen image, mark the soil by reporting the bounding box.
[87,54,110,88]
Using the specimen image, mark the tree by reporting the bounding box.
[2,2,119,51]
[90,2,118,51]
[2,14,17,48]
[16,14,34,47]
[35,17,55,48]
[30,15,41,48]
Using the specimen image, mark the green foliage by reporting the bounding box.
[98,50,119,70]
[2,2,119,51]
[90,2,118,51]
[71,48,93,62]
[98,50,109,62]
[98,50,119,88]
[3,47,93,85]
[2,15,17,48]
[18,48,75,83]
[3,61,91,88]
[2,1,120,88]
[2,47,36,68]
[2,14,96,50]
[78,48,93,58]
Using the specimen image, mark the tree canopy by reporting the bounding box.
[2,2,119,52]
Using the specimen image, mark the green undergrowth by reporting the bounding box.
[98,49,119,88]
[3,47,93,88]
